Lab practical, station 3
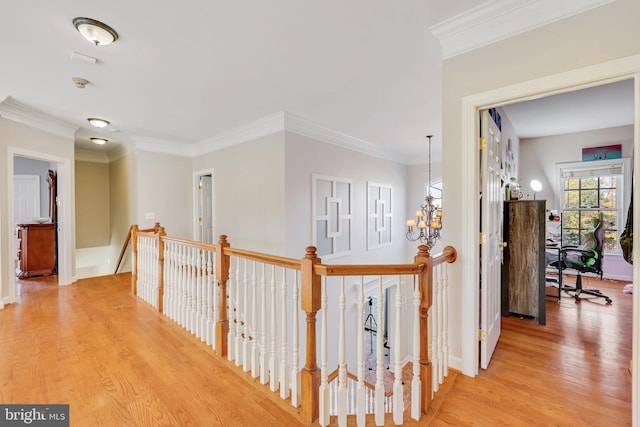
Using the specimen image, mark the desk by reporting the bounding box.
[545,243,562,301]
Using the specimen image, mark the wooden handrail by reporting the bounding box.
[432,245,457,266]
[128,228,459,425]
[315,263,424,277]
[114,222,160,274]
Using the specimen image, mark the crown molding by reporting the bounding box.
[0,96,78,139]
[74,148,110,164]
[193,111,285,156]
[134,136,195,157]
[283,112,405,163]
[429,0,615,59]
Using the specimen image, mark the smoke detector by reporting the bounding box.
[72,77,89,89]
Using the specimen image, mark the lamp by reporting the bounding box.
[530,179,543,200]
[87,118,110,128]
[90,137,108,145]
[406,135,443,248]
[73,17,118,46]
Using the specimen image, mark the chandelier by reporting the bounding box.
[406,135,443,248]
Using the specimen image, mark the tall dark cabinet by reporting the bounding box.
[501,200,546,325]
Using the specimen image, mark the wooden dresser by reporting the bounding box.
[16,223,56,278]
[501,200,546,325]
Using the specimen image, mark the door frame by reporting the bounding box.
[192,168,215,243]
[5,147,75,301]
[458,54,640,418]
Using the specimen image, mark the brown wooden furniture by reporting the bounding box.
[501,200,546,324]
[16,223,56,278]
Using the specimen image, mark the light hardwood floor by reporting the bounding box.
[0,273,632,426]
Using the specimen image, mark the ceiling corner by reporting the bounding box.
[429,0,616,59]
[0,96,78,139]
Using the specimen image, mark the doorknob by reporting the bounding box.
[498,242,507,248]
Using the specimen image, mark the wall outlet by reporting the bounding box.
[145,212,155,220]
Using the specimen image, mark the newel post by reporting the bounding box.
[215,235,230,358]
[131,225,140,295]
[157,227,166,313]
[300,246,321,424]
[415,244,433,415]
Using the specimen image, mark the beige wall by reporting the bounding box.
[136,151,192,239]
[109,152,136,273]
[75,160,110,248]
[193,132,285,254]
[442,0,640,372]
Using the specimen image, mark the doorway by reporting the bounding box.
[6,147,74,304]
[458,59,640,380]
[194,170,215,244]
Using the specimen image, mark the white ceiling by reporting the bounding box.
[0,1,633,164]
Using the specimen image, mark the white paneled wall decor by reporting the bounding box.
[312,174,353,259]
[367,182,392,250]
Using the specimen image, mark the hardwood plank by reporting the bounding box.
[0,274,632,426]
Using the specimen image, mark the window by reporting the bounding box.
[557,159,630,254]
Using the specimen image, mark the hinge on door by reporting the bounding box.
[479,232,486,244]
[478,329,486,341]
[479,137,486,150]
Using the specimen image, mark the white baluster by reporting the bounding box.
[442,264,449,378]
[227,257,236,362]
[356,277,365,426]
[393,279,403,425]
[242,258,250,371]
[210,250,218,349]
[374,277,385,426]
[251,261,259,378]
[260,263,268,385]
[235,258,244,367]
[436,263,444,386]
[319,276,329,426]
[290,271,301,408]
[279,267,290,399]
[411,274,422,421]
[269,265,279,391]
[190,246,197,332]
[338,277,347,427]
[195,248,202,338]
[206,250,213,346]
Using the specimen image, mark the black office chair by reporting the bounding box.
[556,212,612,304]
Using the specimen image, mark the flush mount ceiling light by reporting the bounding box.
[90,137,108,145]
[87,118,110,128]
[73,17,118,46]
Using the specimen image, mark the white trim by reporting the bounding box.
[134,136,195,157]
[430,0,615,59]
[367,182,393,251]
[460,54,640,383]
[194,112,286,156]
[311,174,353,260]
[0,97,78,139]
[285,113,404,164]
[554,158,631,256]
[6,147,76,304]
[74,148,110,164]
[192,168,216,243]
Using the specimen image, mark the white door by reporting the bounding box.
[197,174,214,244]
[479,110,504,369]
[14,175,40,224]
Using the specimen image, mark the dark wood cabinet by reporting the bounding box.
[501,200,546,325]
[16,223,56,278]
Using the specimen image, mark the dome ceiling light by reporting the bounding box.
[87,118,110,128]
[73,17,118,46]
[90,137,108,145]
